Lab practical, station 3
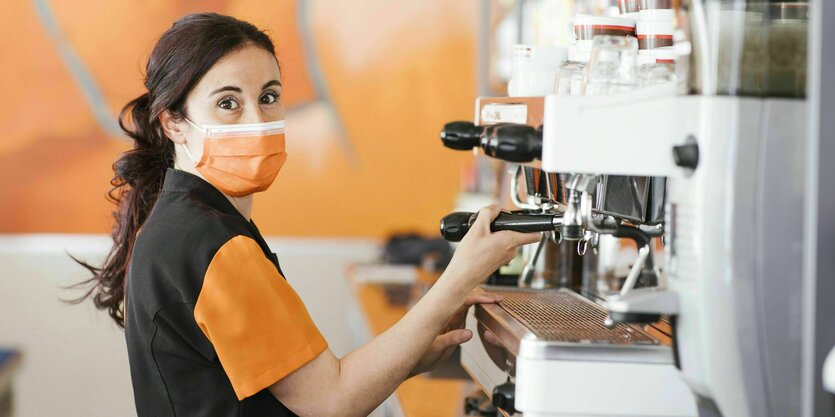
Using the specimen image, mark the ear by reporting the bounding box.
[159,110,188,145]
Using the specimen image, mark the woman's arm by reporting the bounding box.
[269,280,475,417]
[268,205,540,417]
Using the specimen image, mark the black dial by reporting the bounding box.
[492,381,516,414]
[672,142,699,170]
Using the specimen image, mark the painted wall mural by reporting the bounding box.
[0,0,477,237]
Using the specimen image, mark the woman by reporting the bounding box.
[77,13,538,417]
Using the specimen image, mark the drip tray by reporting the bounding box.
[471,286,672,365]
[491,287,657,344]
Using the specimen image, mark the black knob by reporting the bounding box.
[672,142,699,170]
[483,124,543,163]
[441,121,483,151]
[440,212,474,242]
[492,382,516,414]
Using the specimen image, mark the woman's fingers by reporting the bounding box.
[472,205,501,235]
[519,232,544,245]
[472,206,541,246]
[444,293,502,334]
[455,293,501,321]
[482,329,502,347]
[494,230,543,247]
[463,293,502,306]
[437,328,473,347]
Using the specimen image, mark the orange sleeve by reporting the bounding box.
[194,235,328,400]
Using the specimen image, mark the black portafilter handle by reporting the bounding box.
[483,124,543,163]
[440,121,483,150]
[440,121,543,163]
[440,211,558,242]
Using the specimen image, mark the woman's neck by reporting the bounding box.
[225,194,253,221]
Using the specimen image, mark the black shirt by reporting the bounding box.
[125,168,327,417]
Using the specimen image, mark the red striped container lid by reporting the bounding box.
[573,14,636,32]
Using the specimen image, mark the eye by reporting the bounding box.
[259,90,279,105]
[217,96,240,110]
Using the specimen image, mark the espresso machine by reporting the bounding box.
[441,106,695,417]
[437,1,820,416]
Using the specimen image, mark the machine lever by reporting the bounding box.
[439,211,561,242]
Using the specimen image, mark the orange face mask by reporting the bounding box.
[181,119,287,197]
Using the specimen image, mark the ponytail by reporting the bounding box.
[70,93,173,328]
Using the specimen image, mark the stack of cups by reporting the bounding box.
[569,14,636,63]
[561,14,636,96]
[632,4,677,85]
[631,3,676,66]
[636,9,675,51]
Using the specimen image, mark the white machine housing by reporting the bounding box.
[540,88,807,417]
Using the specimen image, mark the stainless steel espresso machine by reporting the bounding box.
[441,101,696,417]
[436,1,823,416]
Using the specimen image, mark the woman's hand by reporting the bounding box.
[409,292,501,377]
[408,206,539,376]
[441,205,541,296]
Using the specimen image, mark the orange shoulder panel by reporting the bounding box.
[194,235,328,400]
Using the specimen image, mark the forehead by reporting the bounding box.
[194,44,281,92]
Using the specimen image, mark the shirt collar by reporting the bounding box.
[161,168,246,221]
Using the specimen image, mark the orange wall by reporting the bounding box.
[0,0,477,238]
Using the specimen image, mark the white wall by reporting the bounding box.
[0,234,380,417]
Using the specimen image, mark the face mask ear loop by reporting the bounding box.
[183,117,205,134]
[178,142,199,165]
[179,117,204,165]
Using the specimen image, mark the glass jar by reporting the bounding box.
[556,60,588,96]
[583,35,641,95]
[687,1,808,98]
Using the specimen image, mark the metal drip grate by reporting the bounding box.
[487,288,658,344]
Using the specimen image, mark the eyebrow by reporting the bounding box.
[208,80,281,97]
[209,86,242,97]
[262,80,281,89]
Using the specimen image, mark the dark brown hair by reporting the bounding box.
[71,13,277,327]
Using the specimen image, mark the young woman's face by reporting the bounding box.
[168,43,285,170]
